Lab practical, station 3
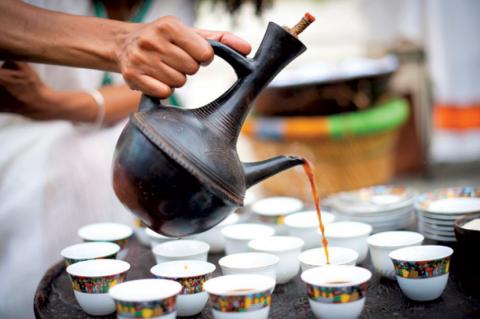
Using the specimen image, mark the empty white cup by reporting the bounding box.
[219,252,279,283]
[285,210,336,250]
[152,240,210,264]
[299,246,359,272]
[145,228,176,249]
[251,197,304,235]
[367,231,424,279]
[61,242,120,266]
[194,213,240,253]
[78,223,133,260]
[221,223,275,255]
[248,236,304,284]
[324,222,372,263]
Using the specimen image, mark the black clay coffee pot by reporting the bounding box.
[113,17,314,237]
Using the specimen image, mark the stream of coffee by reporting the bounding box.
[303,161,330,264]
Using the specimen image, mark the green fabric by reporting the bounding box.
[327,98,409,138]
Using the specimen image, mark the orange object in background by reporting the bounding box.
[434,104,480,130]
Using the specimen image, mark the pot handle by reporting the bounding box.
[207,39,253,77]
[139,40,253,112]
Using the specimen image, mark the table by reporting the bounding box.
[34,236,480,319]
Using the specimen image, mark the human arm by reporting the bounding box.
[0,62,140,126]
[0,0,251,97]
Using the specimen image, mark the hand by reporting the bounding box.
[115,16,251,98]
[0,61,63,120]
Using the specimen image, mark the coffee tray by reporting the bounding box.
[34,237,480,319]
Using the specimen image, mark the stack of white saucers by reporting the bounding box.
[324,185,416,233]
[416,187,480,242]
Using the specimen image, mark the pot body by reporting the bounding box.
[113,123,236,237]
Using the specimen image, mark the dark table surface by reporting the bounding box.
[34,236,480,319]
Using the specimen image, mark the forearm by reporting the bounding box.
[48,85,141,125]
[0,0,133,72]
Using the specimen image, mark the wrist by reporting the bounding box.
[111,21,140,73]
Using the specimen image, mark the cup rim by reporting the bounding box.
[109,279,181,302]
[389,245,453,262]
[152,239,210,257]
[219,252,280,270]
[66,259,130,277]
[204,274,275,296]
[298,247,358,267]
[454,213,480,233]
[284,210,335,229]
[221,223,275,240]
[150,260,216,278]
[367,231,424,248]
[301,265,372,287]
[77,222,133,241]
[248,235,304,253]
[61,242,120,260]
[251,196,304,216]
[323,221,372,238]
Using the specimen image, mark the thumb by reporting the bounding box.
[195,29,252,55]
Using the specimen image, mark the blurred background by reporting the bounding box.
[1,0,479,318]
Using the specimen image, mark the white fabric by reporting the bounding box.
[0,1,195,318]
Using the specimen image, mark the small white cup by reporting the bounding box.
[152,240,210,264]
[109,279,182,319]
[219,252,279,284]
[299,247,359,272]
[324,222,372,263]
[204,274,275,319]
[61,242,120,266]
[248,236,304,284]
[301,265,372,319]
[389,245,453,301]
[66,259,130,316]
[221,223,275,255]
[145,228,176,249]
[194,213,240,253]
[285,210,336,250]
[78,223,133,260]
[367,231,424,279]
[251,196,304,234]
[151,260,216,317]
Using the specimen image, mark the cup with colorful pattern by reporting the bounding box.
[251,197,304,235]
[389,245,453,301]
[152,239,210,264]
[133,218,151,246]
[367,231,424,279]
[109,279,182,319]
[146,228,176,249]
[221,223,275,255]
[194,213,240,253]
[66,259,130,316]
[150,260,215,316]
[301,265,372,319]
[299,247,359,272]
[78,223,133,259]
[204,274,275,319]
[248,236,304,284]
[61,242,120,266]
[285,210,336,250]
[323,222,373,263]
[219,252,280,284]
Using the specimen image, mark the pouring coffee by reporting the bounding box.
[112,15,315,237]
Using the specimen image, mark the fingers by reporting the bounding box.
[196,29,252,55]
[124,73,173,98]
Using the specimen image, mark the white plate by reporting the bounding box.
[326,185,416,214]
[418,223,454,237]
[418,224,455,238]
[417,214,454,226]
[421,232,457,242]
[415,187,480,215]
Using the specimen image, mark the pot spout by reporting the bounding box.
[243,156,305,189]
